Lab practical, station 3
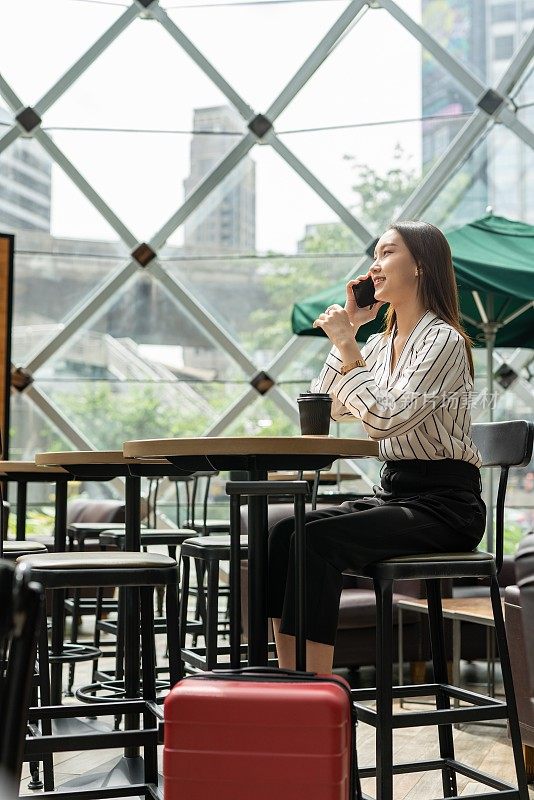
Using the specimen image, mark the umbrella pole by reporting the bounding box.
[483,320,498,553]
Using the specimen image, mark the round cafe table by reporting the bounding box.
[33,451,197,695]
[123,436,378,667]
[32,450,193,789]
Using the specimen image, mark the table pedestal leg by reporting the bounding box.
[247,469,268,667]
[16,480,28,541]
[124,474,141,758]
[51,480,68,705]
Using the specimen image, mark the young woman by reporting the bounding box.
[268,220,487,674]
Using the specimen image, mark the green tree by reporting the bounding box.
[248,145,419,355]
[344,143,419,233]
[55,383,239,449]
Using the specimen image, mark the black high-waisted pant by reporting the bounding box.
[267,458,487,646]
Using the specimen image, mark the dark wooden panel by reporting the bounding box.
[0,234,14,458]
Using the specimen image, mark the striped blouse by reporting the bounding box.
[312,309,482,466]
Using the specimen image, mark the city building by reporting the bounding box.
[183,105,256,253]
[421,0,534,226]
[0,106,52,232]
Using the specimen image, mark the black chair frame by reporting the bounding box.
[348,420,533,800]
[19,556,181,800]
[0,562,43,790]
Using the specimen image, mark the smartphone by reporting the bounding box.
[352,276,376,308]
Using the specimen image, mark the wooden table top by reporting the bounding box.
[268,470,358,483]
[397,596,497,625]
[123,436,379,460]
[34,451,174,467]
[0,460,68,475]
[36,451,130,466]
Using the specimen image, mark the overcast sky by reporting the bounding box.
[0,0,423,252]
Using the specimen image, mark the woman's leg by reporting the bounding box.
[270,501,482,673]
[271,618,334,673]
[268,504,375,673]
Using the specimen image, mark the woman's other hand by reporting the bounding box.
[312,304,355,347]
[345,275,386,328]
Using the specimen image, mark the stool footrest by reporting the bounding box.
[18,784,158,800]
[25,727,158,756]
[76,678,169,704]
[353,682,508,728]
[28,699,147,720]
[180,642,278,671]
[65,599,118,611]
[359,757,519,798]
[48,644,101,664]
[352,682,506,706]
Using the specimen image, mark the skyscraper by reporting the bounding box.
[0,106,52,232]
[421,0,488,226]
[183,105,256,253]
[486,0,534,221]
[421,0,534,226]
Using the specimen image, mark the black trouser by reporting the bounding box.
[268,459,486,646]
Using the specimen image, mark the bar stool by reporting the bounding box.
[350,420,533,800]
[82,527,195,696]
[18,550,181,794]
[179,534,248,670]
[2,540,48,559]
[64,522,126,697]
[182,472,230,536]
[0,561,43,789]
[182,473,231,642]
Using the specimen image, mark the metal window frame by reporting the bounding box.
[0,0,530,469]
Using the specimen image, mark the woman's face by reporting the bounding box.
[369,228,419,307]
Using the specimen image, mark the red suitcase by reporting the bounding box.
[164,481,361,799]
[164,667,360,800]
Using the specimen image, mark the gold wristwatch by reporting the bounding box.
[340,359,366,375]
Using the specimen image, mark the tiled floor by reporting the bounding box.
[20,609,534,799]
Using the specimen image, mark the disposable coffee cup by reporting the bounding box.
[297,393,332,435]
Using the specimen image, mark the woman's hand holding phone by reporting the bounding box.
[345,274,385,329]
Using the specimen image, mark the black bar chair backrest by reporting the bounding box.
[188,471,218,532]
[471,420,534,572]
[0,562,43,787]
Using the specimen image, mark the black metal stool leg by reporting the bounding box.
[91,587,104,684]
[426,578,457,797]
[27,683,43,791]
[37,614,54,792]
[156,586,165,617]
[490,576,529,800]
[192,559,207,647]
[179,556,190,649]
[124,586,140,758]
[66,588,81,696]
[50,588,66,705]
[114,587,125,684]
[205,560,220,670]
[374,577,394,800]
[166,581,183,686]
[140,587,158,786]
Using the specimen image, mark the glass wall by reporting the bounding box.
[1,0,533,534]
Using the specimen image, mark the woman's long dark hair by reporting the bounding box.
[382,220,475,380]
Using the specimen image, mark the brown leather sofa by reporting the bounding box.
[504,584,534,781]
[66,498,126,526]
[509,533,534,782]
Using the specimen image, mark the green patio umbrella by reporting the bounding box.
[292,214,534,349]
